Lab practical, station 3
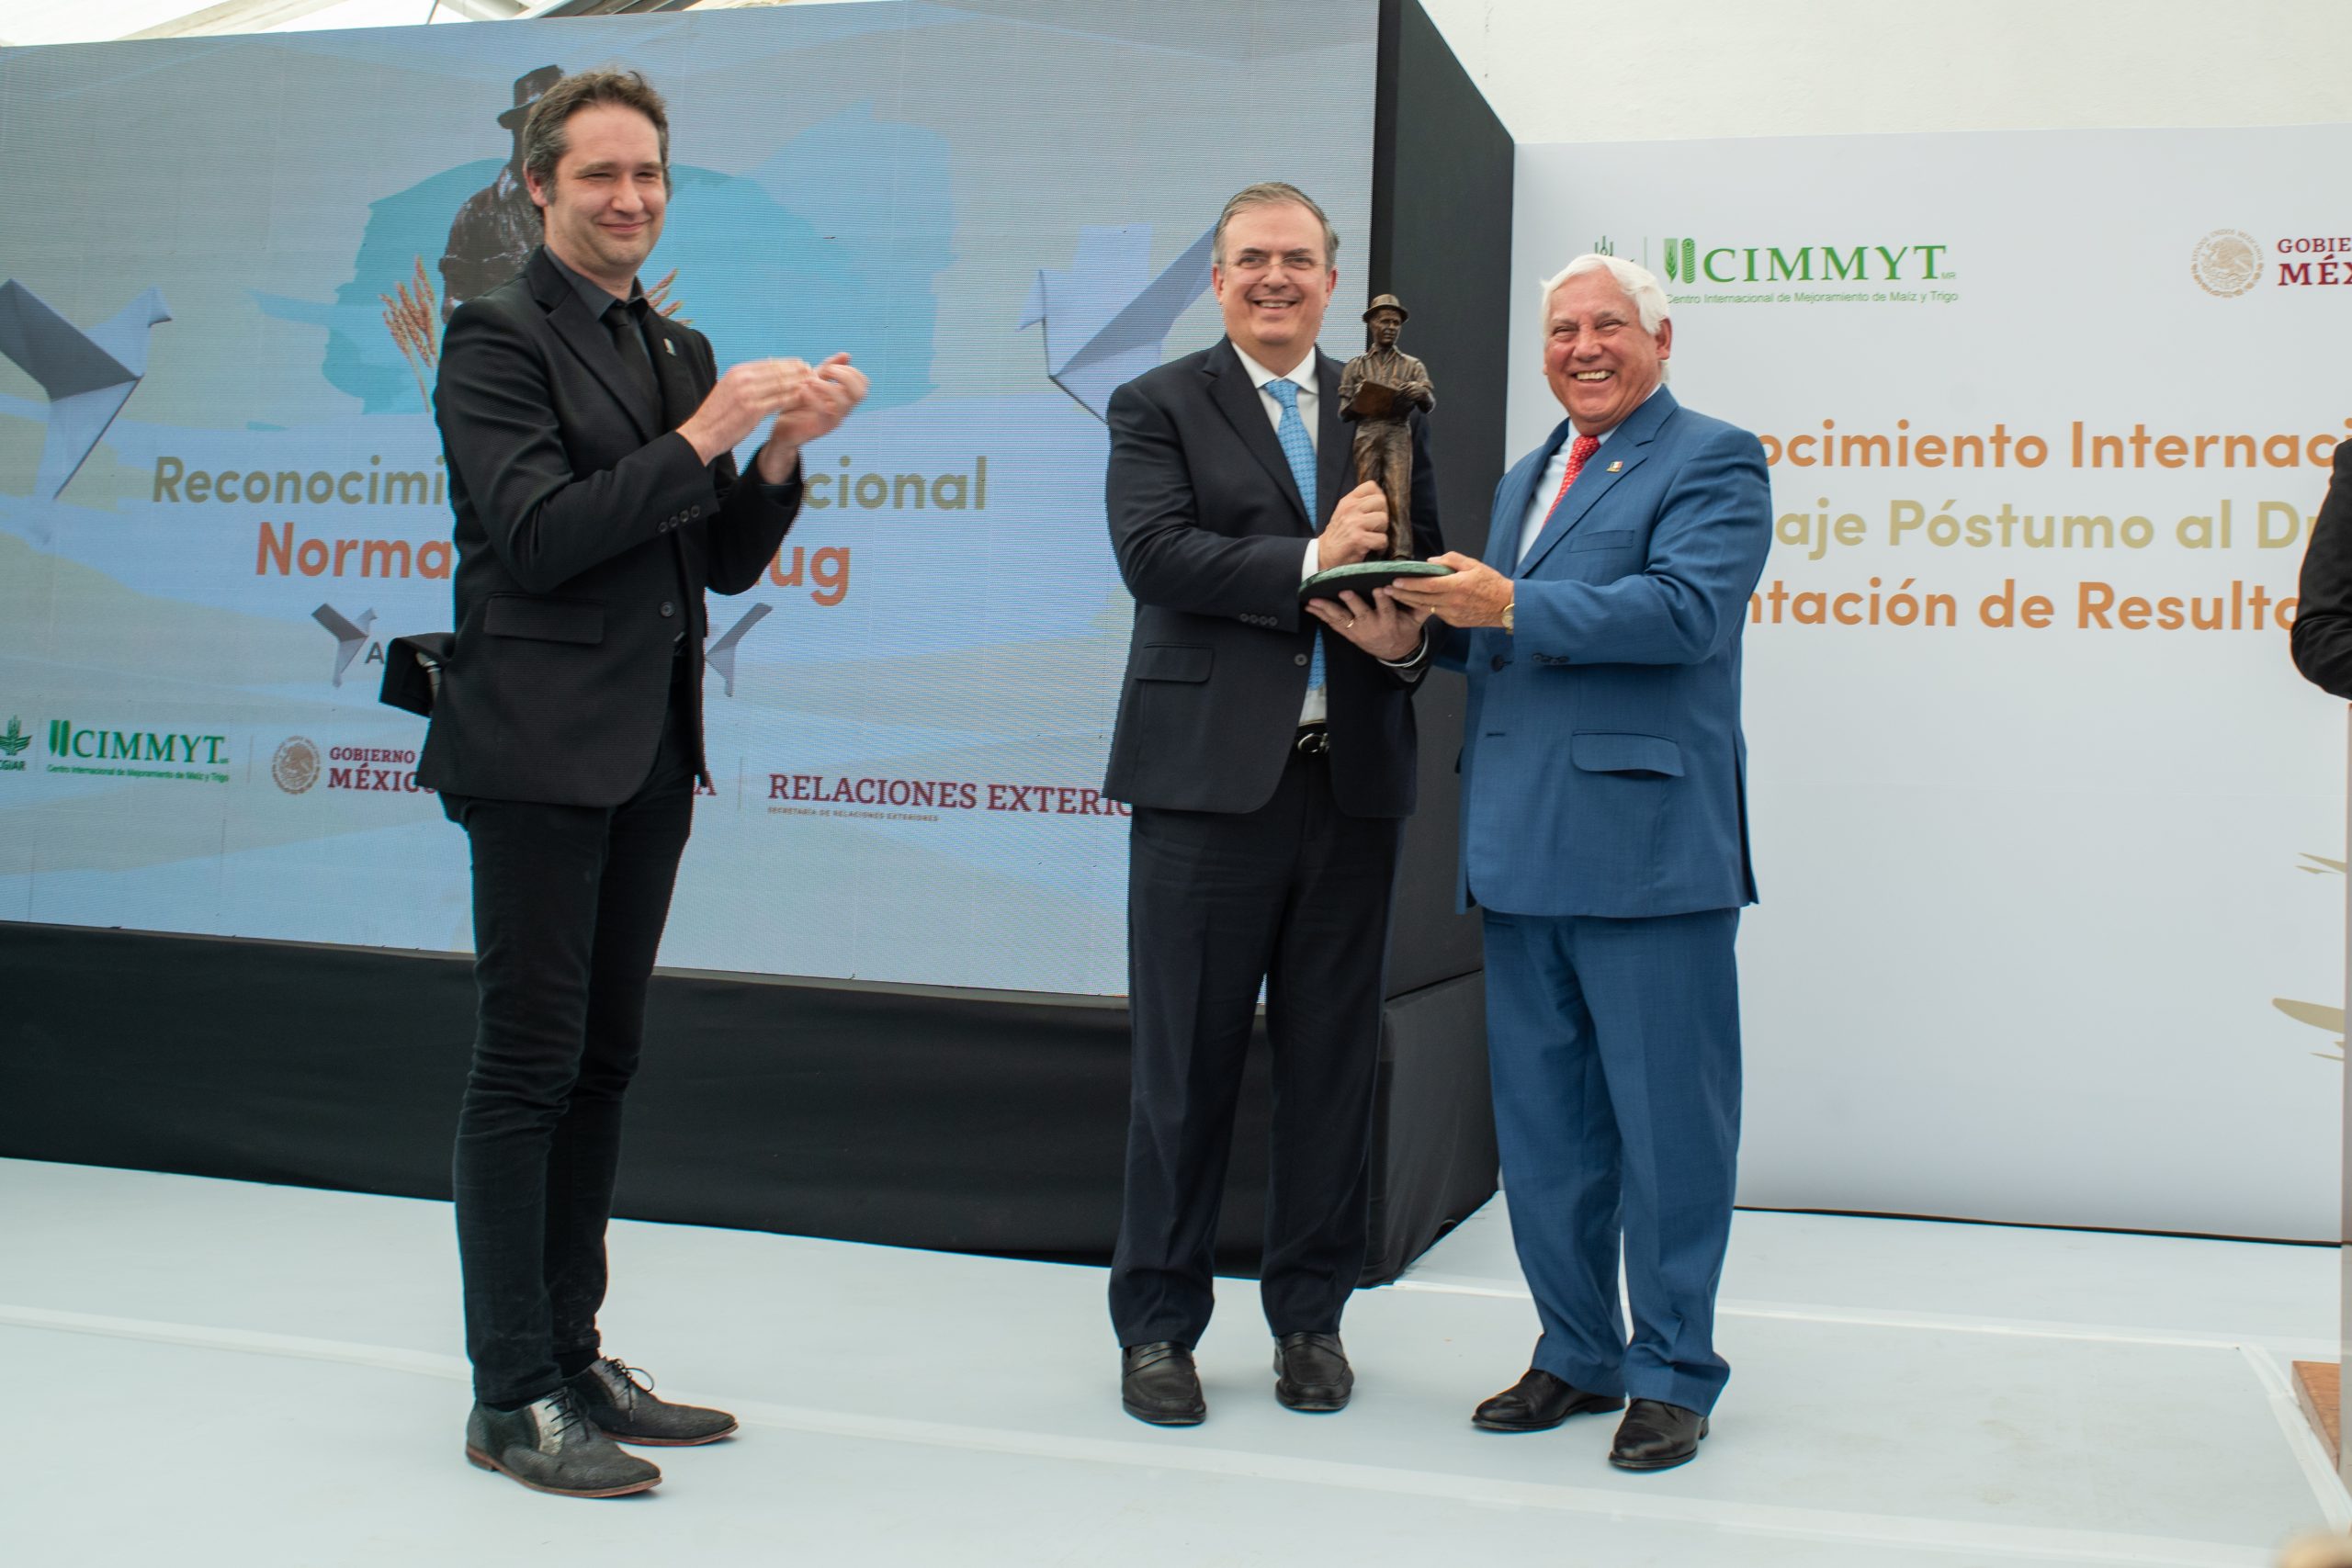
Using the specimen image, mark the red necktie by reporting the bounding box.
[1544,434,1602,521]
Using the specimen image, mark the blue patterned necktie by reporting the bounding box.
[1264,377,1325,693]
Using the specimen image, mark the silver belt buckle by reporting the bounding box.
[1294,726,1329,757]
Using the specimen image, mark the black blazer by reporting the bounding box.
[2296,439,2352,700]
[420,247,801,806]
[1102,337,1442,818]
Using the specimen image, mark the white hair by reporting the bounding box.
[1540,254,1670,334]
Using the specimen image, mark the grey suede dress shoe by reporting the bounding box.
[1609,1398,1710,1470]
[465,1389,662,1497]
[1272,1331,1353,1412]
[1121,1341,1206,1425]
[1471,1368,1624,1432]
[566,1358,739,1447]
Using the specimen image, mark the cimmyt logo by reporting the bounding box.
[271,736,321,795]
[2191,230,2263,298]
[1653,236,1950,285]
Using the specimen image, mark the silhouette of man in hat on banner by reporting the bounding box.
[440,65,562,321]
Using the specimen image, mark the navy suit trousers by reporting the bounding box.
[1110,750,1400,1347]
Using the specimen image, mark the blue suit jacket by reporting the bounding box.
[1438,388,1771,918]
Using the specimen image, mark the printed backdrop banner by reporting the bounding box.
[1515,130,2352,1239]
[0,3,1377,997]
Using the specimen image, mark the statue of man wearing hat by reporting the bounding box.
[1336,294,1434,558]
[439,65,564,321]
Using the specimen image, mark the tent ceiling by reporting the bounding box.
[0,0,532,47]
[0,0,855,46]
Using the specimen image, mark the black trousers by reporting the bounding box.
[442,677,695,1409]
[1110,746,1403,1348]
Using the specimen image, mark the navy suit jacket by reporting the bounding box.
[1438,388,1770,917]
[1102,337,1441,817]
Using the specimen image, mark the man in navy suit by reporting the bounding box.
[1101,183,1442,1425]
[1391,253,1770,1472]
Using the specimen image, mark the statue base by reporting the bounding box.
[1298,558,1455,603]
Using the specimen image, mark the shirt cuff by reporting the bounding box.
[1300,537,1321,581]
[1377,623,1433,671]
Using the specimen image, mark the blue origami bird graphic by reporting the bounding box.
[0,279,171,502]
[1019,224,1213,421]
[704,603,772,697]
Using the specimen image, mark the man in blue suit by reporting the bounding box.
[1387,253,1770,1472]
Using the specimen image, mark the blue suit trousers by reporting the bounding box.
[1482,907,1741,1415]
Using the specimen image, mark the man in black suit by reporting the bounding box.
[421,68,866,1497]
[2295,440,2352,697]
[1102,182,1442,1424]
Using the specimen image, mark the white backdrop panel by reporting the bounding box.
[1511,128,2348,1239]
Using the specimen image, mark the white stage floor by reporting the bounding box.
[4,1156,2343,1566]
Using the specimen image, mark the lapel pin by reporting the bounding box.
[663,338,677,355]
[1606,460,1623,472]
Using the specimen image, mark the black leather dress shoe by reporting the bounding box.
[566,1357,738,1447]
[1272,1331,1353,1412]
[465,1389,662,1497]
[1609,1398,1709,1470]
[1121,1341,1206,1426]
[1471,1368,1624,1432]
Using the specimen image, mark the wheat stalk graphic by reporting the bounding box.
[646,267,688,326]
[381,258,440,412]
[2273,853,2347,1062]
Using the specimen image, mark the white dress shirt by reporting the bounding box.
[1515,386,1663,566]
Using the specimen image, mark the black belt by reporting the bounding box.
[1294,723,1329,758]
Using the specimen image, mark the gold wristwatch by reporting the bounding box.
[1500,595,1515,635]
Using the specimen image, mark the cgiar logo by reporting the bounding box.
[0,716,28,773]
[271,736,321,795]
[2191,229,2264,298]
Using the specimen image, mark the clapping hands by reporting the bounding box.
[681,353,871,483]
